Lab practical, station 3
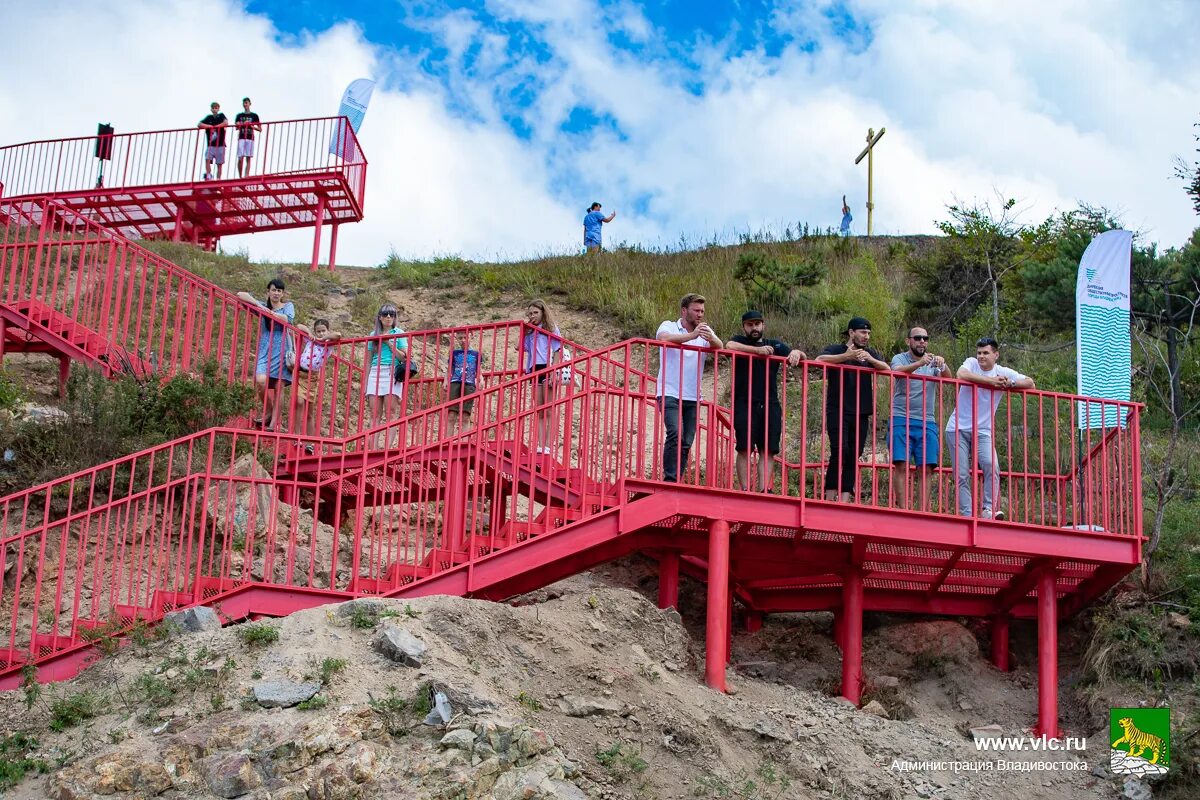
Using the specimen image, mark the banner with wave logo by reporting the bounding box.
[329,78,375,160]
[1075,229,1132,428]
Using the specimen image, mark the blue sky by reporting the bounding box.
[1,0,1198,265]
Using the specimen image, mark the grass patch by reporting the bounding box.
[595,742,648,780]
[348,604,381,629]
[367,686,411,736]
[320,657,349,683]
[384,235,927,353]
[296,694,329,711]
[515,691,543,711]
[236,622,280,647]
[0,733,50,790]
[49,690,105,732]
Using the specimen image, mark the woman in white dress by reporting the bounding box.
[364,303,407,447]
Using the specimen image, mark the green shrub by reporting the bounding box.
[0,371,22,413]
[595,742,647,778]
[49,690,105,731]
[236,623,279,647]
[0,363,254,496]
[319,657,349,684]
[0,733,49,789]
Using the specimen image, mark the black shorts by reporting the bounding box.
[530,363,550,385]
[449,381,477,413]
[733,402,783,453]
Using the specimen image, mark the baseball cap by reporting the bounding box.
[846,316,872,332]
[741,310,764,322]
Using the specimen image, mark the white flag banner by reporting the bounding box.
[329,78,375,160]
[1075,229,1132,429]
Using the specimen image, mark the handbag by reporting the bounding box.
[394,355,419,383]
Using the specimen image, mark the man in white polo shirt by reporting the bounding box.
[947,336,1035,519]
[656,293,723,482]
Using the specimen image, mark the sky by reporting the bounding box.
[1,0,1198,267]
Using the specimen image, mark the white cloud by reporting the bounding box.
[0,0,1196,270]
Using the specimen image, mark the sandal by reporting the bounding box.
[304,444,315,455]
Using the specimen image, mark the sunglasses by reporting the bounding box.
[911,335,929,341]
[379,311,396,317]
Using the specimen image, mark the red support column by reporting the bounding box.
[57,356,70,397]
[840,568,863,705]
[310,196,326,272]
[726,596,733,664]
[0,318,6,365]
[1036,568,1061,738]
[328,223,339,272]
[704,519,731,692]
[991,614,1011,672]
[744,611,763,633]
[443,447,468,553]
[172,205,184,242]
[657,552,679,610]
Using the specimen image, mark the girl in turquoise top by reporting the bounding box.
[365,302,408,444]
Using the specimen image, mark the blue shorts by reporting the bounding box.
[890,416,939,466]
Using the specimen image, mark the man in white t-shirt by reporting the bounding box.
[947,337,1035,519]
[656,293,723,482]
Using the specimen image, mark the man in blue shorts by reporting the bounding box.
[583,202,616,253]
[889,326,951,509]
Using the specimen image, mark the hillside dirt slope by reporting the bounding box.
[3,566,1122,800]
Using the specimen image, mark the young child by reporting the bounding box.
[444,330,484,433]
[294,319,341,452]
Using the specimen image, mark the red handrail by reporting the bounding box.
[0,338,1142,681]
[0,117,366,210]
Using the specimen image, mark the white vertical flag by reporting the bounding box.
[1075,229,1132,428]
[330,78,375,160]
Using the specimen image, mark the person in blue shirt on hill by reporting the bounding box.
[583,202,616,253]
[840,195,853,236]
[444,329,484,434]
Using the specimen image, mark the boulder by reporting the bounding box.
[1122,776,1153,800]
[556,695,623,717]
[334,598,389,626]
[440,729,478,751]
[205,454,273,537]
[252,680,321,709]
[164,605,222,633]
[51,753,174,797]
[861,700,889,718]
[372,622,426,667]
[874,620,980,665]
[199,752,263,798]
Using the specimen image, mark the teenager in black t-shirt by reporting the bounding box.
[815,316,888,501]
[725,310,806,492]
[198,102,229,180]
[234,97,262,178]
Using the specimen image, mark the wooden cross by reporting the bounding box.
[854,127,886,236]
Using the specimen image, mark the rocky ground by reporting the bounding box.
[0,562,1149,800]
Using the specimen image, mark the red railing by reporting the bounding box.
[0,117,366,211]
[0,195,606,438]
[0,338,1142,677]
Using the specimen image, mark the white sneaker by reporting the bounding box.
[993,509,1005,521]
[980,509,993,519]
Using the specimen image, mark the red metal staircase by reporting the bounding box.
[0,123,1145,738]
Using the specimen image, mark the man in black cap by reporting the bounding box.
[816,317,889,501]
[726,311,807,492]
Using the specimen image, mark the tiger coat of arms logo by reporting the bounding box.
[1110,707,1170,776]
